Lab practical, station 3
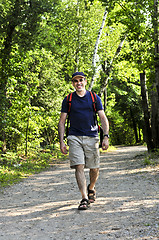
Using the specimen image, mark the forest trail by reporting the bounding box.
[0,145,159,240]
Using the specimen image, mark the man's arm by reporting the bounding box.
[98,110,109,150]
[58,112,68,154]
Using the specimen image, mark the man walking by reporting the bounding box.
[58,72,109,210]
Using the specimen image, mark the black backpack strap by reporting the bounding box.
[65,92,73,137]
[89,91,103,148]
[89,91,98,125]
[67,93,73,114]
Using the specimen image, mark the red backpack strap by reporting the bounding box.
[67,92,73,114]
[90,91,97,113]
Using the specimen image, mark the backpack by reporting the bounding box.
[66,91,103,148]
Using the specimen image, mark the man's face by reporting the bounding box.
[72,76,87,92]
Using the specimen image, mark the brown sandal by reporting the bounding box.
[78,198,90,210]
[87,184,96,203]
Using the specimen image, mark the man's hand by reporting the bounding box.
[102,137,109,151]
[60,141,68,155]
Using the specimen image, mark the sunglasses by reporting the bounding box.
[73,78,85,83]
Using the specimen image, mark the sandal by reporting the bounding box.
[78,198,90,210]
[87,184,96,203]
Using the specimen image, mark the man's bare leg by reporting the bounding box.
[89,168,99,190]
[87,168,99,202]
[75,164,87,199]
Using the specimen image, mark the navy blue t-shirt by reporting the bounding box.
[61,91,104,137]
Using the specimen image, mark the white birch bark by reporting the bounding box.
[99,35,126,96]
[75,0,80,72]
[88,7,108,91]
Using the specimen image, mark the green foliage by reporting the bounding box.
[0,0,158,154]
[0,145,68,187]
[3,47,70,152]
[143,150,159,166]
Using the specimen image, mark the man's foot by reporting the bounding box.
[78,198,90,210]
[87,184,96,203]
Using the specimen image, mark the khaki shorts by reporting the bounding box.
[67,135,100,169]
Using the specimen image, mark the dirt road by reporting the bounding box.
[0,145,159,240]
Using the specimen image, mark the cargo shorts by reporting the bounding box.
[67,135,100,169]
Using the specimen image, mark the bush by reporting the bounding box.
[0,144,68,187]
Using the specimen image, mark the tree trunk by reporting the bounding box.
[151,84,158,149]
[74,0,81,72]
[130,107,138,143]
[88,7,108,91]
[99,36,126,96]
[0,22,16,153]
[138,125,141,142]
[103,88,107,112]
[152,0,159,148]
[140,71,154,151]
[25,117,29,157]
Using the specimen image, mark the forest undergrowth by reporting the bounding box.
[0,145,67,187]
[0,145,158,188]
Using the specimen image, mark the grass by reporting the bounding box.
[2,144,157,188]
[0,145,68,188]
[0,144,116,188]
[100,145,117,153]
[143,149,159,166]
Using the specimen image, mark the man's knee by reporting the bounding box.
[90,168,99,174]
[75,164,85,172]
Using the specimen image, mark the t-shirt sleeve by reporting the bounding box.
[96,94,104,111]
[61,96,68,113]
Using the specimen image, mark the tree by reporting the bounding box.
[151,0,159,149]
[0,0,54,152]
[140,71,154,151]
[1,0,156,153]
[108,0,159,150]
[88,5,108,90]
[1,0,108,153]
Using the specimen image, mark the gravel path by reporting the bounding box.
[0,145,159,240]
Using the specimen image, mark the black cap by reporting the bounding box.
[72,72,86,80]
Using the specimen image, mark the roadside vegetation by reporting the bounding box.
[143,150,159,166]
[0,145,117,188]
[1,145,158,188]
[0,145,67,187]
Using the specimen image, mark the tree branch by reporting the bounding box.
[99,35,126,96]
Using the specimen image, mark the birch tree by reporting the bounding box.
[99,35,126,96]
[88,6,108,90]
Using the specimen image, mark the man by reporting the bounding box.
[58,72,109,210]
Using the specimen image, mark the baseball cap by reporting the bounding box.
[72,72,86,80]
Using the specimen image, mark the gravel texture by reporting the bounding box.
[0,145,159,240]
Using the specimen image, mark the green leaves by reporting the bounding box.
[0,0,158,153]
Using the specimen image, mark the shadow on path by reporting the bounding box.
[0,145,158,240]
